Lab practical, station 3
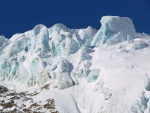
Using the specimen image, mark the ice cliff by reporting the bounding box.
[91,16,136,46]
[0,16,150,113]
[0,22,97,89]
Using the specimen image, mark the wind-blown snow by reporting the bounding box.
[0,16,150,113]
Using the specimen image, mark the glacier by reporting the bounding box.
[91,16,135,46]
[0,16,150,113]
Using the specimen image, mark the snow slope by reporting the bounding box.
[0,16,150,113]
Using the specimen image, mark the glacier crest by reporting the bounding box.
[0,16,143,90]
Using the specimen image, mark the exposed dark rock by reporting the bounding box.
[0,87,58,113]
[0,86,8,93]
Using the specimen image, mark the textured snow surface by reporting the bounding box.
[0,16,150,113]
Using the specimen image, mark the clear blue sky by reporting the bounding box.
[0,0,149,38]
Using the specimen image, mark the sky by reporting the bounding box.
[0,0,149,38]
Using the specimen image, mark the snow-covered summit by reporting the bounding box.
[0,16,150,113]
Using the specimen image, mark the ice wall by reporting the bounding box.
[0,16,137,89]
[0,22,97,89]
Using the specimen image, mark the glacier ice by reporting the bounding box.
[0,35,9,52]
[91,16,136,46]
[0,35,7,47]
[0,16,150,113]
[87,69,100,82]
[0,16,145,88]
